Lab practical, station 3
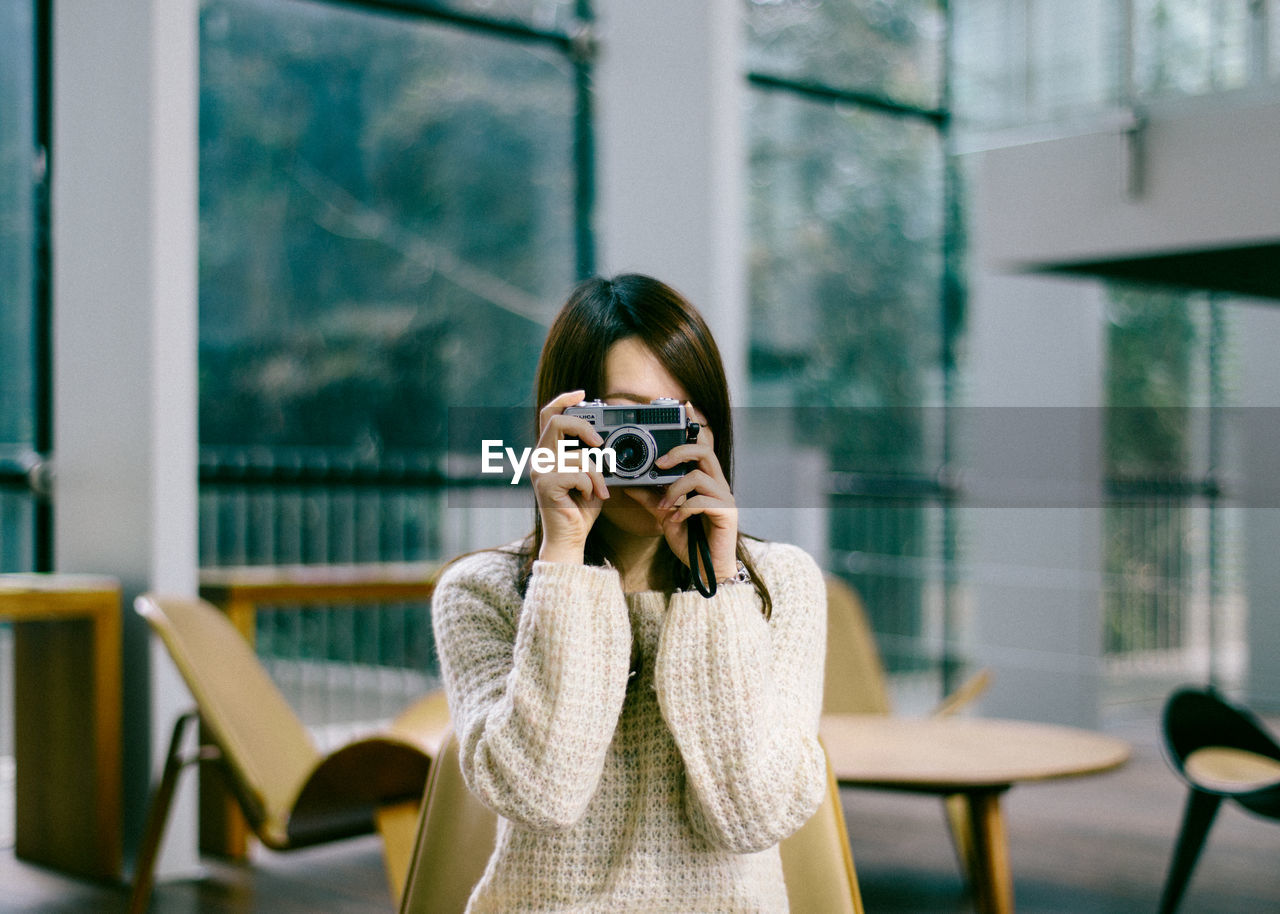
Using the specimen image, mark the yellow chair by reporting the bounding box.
[823,575,990,718]
[821,575,991,892]
[397,729,864,914]
[780,744,867,914]
[130,593,450,913]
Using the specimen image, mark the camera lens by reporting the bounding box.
[612,433,649,473]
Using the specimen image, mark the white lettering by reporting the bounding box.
[505,446,531,485]
[530,448,556,475]
[580,444,617,475]
[481,440,505,474]
[482,441,621,484]
[556,436,576,469]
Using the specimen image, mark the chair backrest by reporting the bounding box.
[399,731,863,914]
[1163,686,1280,818]
[1165,687,1280,771]
[823,575,892,716]
[399,729,497,914]
[780,740,866,914]
[136,594,319,832]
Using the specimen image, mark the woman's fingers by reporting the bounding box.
[660,492,739,583]
[655,469,730,511]
[654,442,726,486]
[666,493,734,524]
[537,391,604,453]
[538,389,586,433]
[538,413,605,450]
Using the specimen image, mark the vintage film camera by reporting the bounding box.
[563,397,697,486]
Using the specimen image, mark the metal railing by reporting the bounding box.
[1103,475,1242,691]
[0,446,1243,769]
[196,452,1243,727]
[198,448,530,742]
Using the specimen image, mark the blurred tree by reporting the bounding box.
[744,1,948,672]
[1103,284,1199,654]
[745,0,943,107]
[198,0,576,455]
[1105,284,1196,475]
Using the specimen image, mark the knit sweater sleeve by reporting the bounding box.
[432,553,632,831]
[653,541,827,854]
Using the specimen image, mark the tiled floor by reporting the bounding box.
[3,702,1279,913]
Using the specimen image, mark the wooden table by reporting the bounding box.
[0,573,122,880]
[820,713,1131,914]
[196,562,440,859]
[199,562,442,641]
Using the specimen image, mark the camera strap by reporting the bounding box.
[682,420,716,598]
[687,514,716,598]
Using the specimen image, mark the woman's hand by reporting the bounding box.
[652,416,738,583]
[534,390,611,565]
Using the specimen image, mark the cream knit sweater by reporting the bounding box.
[431,539,827,913]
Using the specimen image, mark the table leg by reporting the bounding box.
[14,606,123,879]
[965,788,1014,914]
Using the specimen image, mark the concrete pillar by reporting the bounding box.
[960,262,1107,727]
[593,0,747,399]
[1234,300,1280,710]
[52,0,200,877]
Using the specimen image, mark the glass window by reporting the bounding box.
[952,0,1119,128]
[404,0,579,32]
[746,84,947,676]
[1272,0,1280,80]
[1133,0,1255,97]
[745,0,944,109]
[199,0,579,459]
[0,0,38,574]
[1103,287,1222,665]
[0,0,36,452]
[747,91,944,430]
[954,0,1273,130]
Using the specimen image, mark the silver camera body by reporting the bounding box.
[563,397,696,486]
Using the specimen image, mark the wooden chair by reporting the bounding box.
[130,593,451,913]
[397,729,864,914]
[823,575,991,719]
[780,742,867,914]
[1158,686,1280,914]
[821,575,991,888]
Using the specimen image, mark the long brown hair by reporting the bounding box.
[517,273,771,617]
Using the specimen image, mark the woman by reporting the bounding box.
[432,274,827,912]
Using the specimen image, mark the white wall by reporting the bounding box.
[959,259,1107,726]
[593,0,747,399]
[1233,300,1280,710]
[52,0,200,878]
[977,94,1280,270]
[965,89,1280,723]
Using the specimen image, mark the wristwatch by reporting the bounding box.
[719,561,751,586]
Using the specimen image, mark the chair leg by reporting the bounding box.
[942,793,975,891]
[1158,788,1223,914]
[375,797,423,907]
[128,711,200,914]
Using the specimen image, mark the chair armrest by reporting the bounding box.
[387,689,451,759]
[930,669,992,718]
